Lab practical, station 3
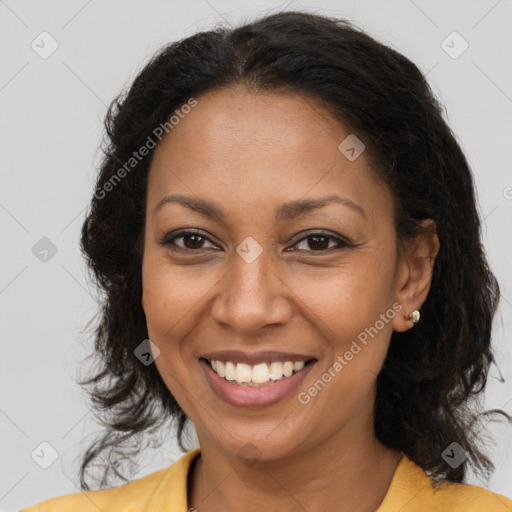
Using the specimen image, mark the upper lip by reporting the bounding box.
[200,350,316,365]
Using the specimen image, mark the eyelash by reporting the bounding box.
[159,229,353,254]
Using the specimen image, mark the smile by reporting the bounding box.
[205,359,313,386]
[199,355,317,408]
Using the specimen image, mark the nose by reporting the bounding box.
[210,247,293,336]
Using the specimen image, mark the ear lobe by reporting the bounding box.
[391,219,440,332]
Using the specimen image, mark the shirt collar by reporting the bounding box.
[377,453,434,511]
[145,448,201,512]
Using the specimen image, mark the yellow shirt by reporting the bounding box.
[20,448,512,511]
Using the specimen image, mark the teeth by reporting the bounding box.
[225,361,236,381]
[216,361,226,378]
[268,362,284,380]
[206,358,310,385]
[234,363,252,383]
[251,363,270,383]
[283,361,294,377]
[293,361,304,372]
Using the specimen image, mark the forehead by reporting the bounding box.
[153,86,350,165]
[147,87,393,224]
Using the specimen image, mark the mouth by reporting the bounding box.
[198,353,317,408]
[200,357,316,386]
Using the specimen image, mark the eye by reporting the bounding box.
[159,229,352,253]
[159,229,217,251]
[288,230,352,252]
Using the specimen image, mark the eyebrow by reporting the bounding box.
[153,193,367,222]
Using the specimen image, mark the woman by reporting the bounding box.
[21,10,512,512]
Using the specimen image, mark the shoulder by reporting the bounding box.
[428,480,512,511]
[19,449,201,512]
[18,467,170,512]
[380,454,512,512]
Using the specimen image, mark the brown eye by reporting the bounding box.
[296,235,332,251]
[289,230,352,253]
[159,229,352,254]
[160,230,217,251]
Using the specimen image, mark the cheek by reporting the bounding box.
[294,252,395,394]
[292,251,395,342]
[296,283,393,434]
[142,253,212,337]
[142,261,203,411]
[141,263,202,400]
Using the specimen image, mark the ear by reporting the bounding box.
[391,219,440,332]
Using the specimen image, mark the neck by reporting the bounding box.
[188,420,402,512]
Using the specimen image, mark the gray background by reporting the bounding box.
[1,0,511,510]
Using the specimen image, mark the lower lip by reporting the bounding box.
[200,359,316,408]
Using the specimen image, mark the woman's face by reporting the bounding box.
[141,87,412,461]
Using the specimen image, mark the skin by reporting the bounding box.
[141,86,440,512]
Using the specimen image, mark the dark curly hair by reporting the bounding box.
[76,9,510,490]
